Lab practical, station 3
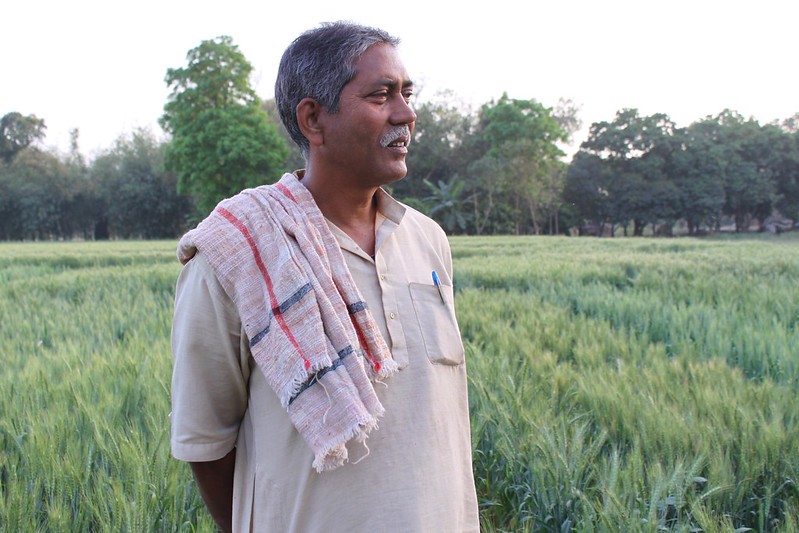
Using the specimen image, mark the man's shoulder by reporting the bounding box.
[397,201,448,239]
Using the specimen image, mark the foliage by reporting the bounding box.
[0,127,88,240]
[575,109,681,236]
[3,87,797,241]
[668,123,726,233]
[551,98,583,144]
[569,108,798,236]
[91,130,196,238]
[164,105,288,214]
[160,36,289,213]
[0,148,80,240]
[161,36,257,127]
[467,94,568,235]
[563,151,612,232]
[398,91,476,200]
[422,176,470,234]
[771,117,799,221]
[0,112,46,163]
[700,110,779,232]
[262,98,305,171]
[454,102,796,236]
[0,131,195,240]
[400,92,571,235]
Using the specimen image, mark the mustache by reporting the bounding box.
[380,125,412,147]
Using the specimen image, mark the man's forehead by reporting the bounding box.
[352,45,412,85]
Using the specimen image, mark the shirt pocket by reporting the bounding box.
[408,282,465,366]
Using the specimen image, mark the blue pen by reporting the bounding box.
[431,270,446,304]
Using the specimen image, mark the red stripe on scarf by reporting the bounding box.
[276,180,381,373]
[351,317,381,372]
[216,206,312,371]
[276,183,297,203]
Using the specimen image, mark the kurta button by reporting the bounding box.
[389,312,396,319]
[380,274,386,281]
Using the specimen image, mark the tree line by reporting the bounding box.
[0,124,193,240]
[399,99,798,237]
[1,36,797,241]
[565,109,799,236]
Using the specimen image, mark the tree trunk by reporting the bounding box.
[95,217,110,240]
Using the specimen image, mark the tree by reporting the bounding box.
[667,124,725,234]
[577,109,679,235]
[467,94,568,234]
[0,112,46,163]
[160,36,289,213]
[552,97,583,144]
[564,151,613,234]
[92,129,195,238]
[0,147,71,240]
[775,137,799,223]
[765,116,799,222]
[262,98,304,171]
[422,176,470,234]
[59,129,103,240]
[698,111,778,232]
[401,91,475,201]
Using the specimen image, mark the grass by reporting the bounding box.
[1,236,798,531]
[0,241,215,532]
[454,236,799,531]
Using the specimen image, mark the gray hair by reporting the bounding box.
[275,21,400,159]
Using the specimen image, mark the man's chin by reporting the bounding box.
[377,162,408,185]
[386,169,408,184]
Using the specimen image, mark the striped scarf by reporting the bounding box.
[177,173,397,472]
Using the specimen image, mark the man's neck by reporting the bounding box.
[298,168,379,257]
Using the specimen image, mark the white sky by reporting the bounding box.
[3,0,797,160]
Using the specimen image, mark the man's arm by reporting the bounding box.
[172,255,250,530]
[190,448,236,533]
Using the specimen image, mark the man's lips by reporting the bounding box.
[385,136,409,152]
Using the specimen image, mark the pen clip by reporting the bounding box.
[432,270,446,304]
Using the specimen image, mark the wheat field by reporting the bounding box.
[1,236,798,531]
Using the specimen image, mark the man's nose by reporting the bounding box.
[391,97,416,126]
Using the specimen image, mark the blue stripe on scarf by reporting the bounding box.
[278,283,313,314]
[347,301,367,314]
[250,283,313,347]
[289,345,355,405]
[251,323,271,346]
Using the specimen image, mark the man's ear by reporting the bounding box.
[296,98,325,148]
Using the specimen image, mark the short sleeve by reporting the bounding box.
[170,252,250,462]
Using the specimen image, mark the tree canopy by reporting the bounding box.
[565,108,798,235]
[160,36,289,213]
[91,130,194,238]
[1,112,46,163]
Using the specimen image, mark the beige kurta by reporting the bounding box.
[171,189,479,532]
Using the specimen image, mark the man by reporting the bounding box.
[170,21,479,532]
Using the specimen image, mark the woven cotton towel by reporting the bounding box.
[177,173,397,472]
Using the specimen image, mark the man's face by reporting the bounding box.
[319,43,416,188]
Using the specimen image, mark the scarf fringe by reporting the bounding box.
[312,415,382,473]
